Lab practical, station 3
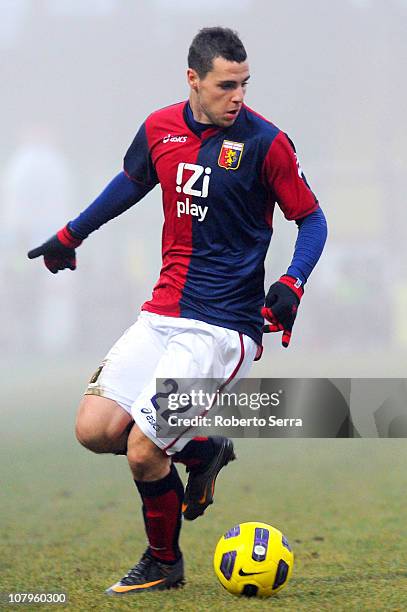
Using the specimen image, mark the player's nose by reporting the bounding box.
[231,86,245,103]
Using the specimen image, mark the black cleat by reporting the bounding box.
[182,436,236,521]
[105,550,185,595]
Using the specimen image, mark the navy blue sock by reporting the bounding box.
[172,437,216,471]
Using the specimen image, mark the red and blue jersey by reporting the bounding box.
[123,101,319,344]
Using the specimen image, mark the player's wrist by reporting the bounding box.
[56,224,83,249]
[278,275,304,300]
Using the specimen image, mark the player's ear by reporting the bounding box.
[187,68,199,91]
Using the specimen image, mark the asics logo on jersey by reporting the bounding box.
[162,134,188,143]
[176,162,211,222]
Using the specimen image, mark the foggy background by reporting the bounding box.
[1,0,406,399]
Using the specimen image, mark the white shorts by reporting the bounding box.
[85,311,257,454]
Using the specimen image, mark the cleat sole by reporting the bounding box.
[106,578,185,596]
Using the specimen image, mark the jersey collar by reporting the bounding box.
[182,101,221,140]
[182,101,246,140]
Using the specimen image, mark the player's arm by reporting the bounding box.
[28,122,157,273]
[262,207,327,346]
[262,132,327,346]
[27,172,153,273]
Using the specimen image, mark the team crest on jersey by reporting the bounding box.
[218,140,244,170]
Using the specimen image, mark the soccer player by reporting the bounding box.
[28,27,327,595]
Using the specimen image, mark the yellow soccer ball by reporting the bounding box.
[213,522,294,597]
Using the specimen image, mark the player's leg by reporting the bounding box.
[85,313,185,595]
[75,395,133,455]
[132,319,257,521]
[169,326,258,520]
[105,423,185,595]
[104,315,257,594]
[76,313,167,455]
[107,317,221,595]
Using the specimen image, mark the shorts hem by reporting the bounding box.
[133,410,190,456]
[84,387,133,416]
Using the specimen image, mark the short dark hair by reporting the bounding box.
[188,27,247,78]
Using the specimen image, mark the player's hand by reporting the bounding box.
[27,225,83,274]
[261,275,304,347]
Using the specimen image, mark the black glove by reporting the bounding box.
[261,275,304,347]
[27,225,83,274]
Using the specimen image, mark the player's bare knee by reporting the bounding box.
[75,395,132,454]
[75,413,112,453]
[127,442,169,481]
[75,420,107,453]
[126,446,152,479]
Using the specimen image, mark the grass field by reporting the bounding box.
[1,363,407,611]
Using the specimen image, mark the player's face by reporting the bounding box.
[188,57,250,128]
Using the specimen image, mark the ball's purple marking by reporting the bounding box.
[252,527,269,561]
[282,534,292,552]
[220,550,237,580]
[224,525,240,539]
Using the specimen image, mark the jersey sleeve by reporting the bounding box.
[123,121,159,188]
[262,132,318,220]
